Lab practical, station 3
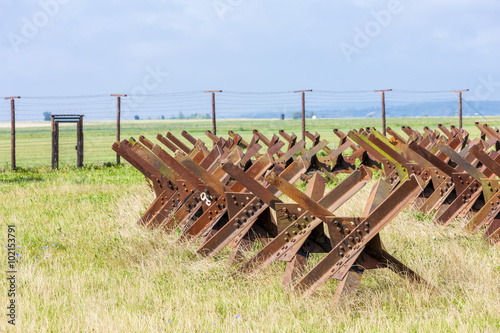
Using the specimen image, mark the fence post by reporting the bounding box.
[452,89,469,129]
[51,115,57,169]
[204,90,222,136]
[294,90,312,142]
[4,96,20,170]
[374,89,392,136]
[77,115,84,168]
[111,94,127,165]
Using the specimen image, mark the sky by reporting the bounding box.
[0,0,499,105]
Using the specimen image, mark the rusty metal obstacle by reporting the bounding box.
[112,122,500,304]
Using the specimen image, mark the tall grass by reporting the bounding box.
[1,165,499,332]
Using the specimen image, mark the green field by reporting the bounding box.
[0,116,497,168]
[1,117,500,332]
[0,165,499,332]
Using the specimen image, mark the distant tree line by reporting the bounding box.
[174,112,210,120]
[133,112,211,120]
[291,111,315,119]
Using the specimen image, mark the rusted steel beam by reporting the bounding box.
[228,130,250,149]
[278,130,294,144]
[349,131,416,186]
[437,145,483,181]
[116,124,500,307]
[305,131,333,154]
[386,127,407,144]
[437,124,453,139]
[115,141,184,226]
[333,129,359,152]
[283,173,326,286]
[239,143,262,168]
[348,131,387,163]
[166,132,192,154]
[138,135,155,150]
[158,149,244,230]
[181,130,198,146]
[123,141,169,183]
[130,142,179,182]
[197,156,310,257]
[430,142,500,226]
[293,175,424,296]
[267,140,286,158]
[236,167,372,275]
[252,130,273,147]
[114,136,245,233]
[133,140,234,229]
[469,145,500,178]
[276,140,305,166]
[317,142,355,175]
[112,142,156,181]
[476,122,500,144]
[401,126,416,139]
[157,134,181,153]
[182,154,274,239]
[205,130,222,144]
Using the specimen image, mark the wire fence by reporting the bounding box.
[0,90,496,169]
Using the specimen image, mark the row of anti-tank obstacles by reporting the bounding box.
[112,122,500,304]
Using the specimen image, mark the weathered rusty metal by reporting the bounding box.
[182,153,274,239]
[197,156,310,257]
[278,129,299,152]
[113,123,500,307]
[293,175,425,296]
[235,166,373,276]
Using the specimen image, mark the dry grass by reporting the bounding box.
[1,165,499,332]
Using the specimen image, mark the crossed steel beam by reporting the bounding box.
[112,123,500,307]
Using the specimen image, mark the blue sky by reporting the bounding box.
[1,0,499,100]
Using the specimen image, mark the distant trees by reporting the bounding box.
[292,111,314,119]
[173,112,210,120]
[43,112,51,121]
[188,113,210,119]
[132,113,210,120]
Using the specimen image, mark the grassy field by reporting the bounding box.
[1,117,500,332]
[0,116,497,167]
[0,164,499,332]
